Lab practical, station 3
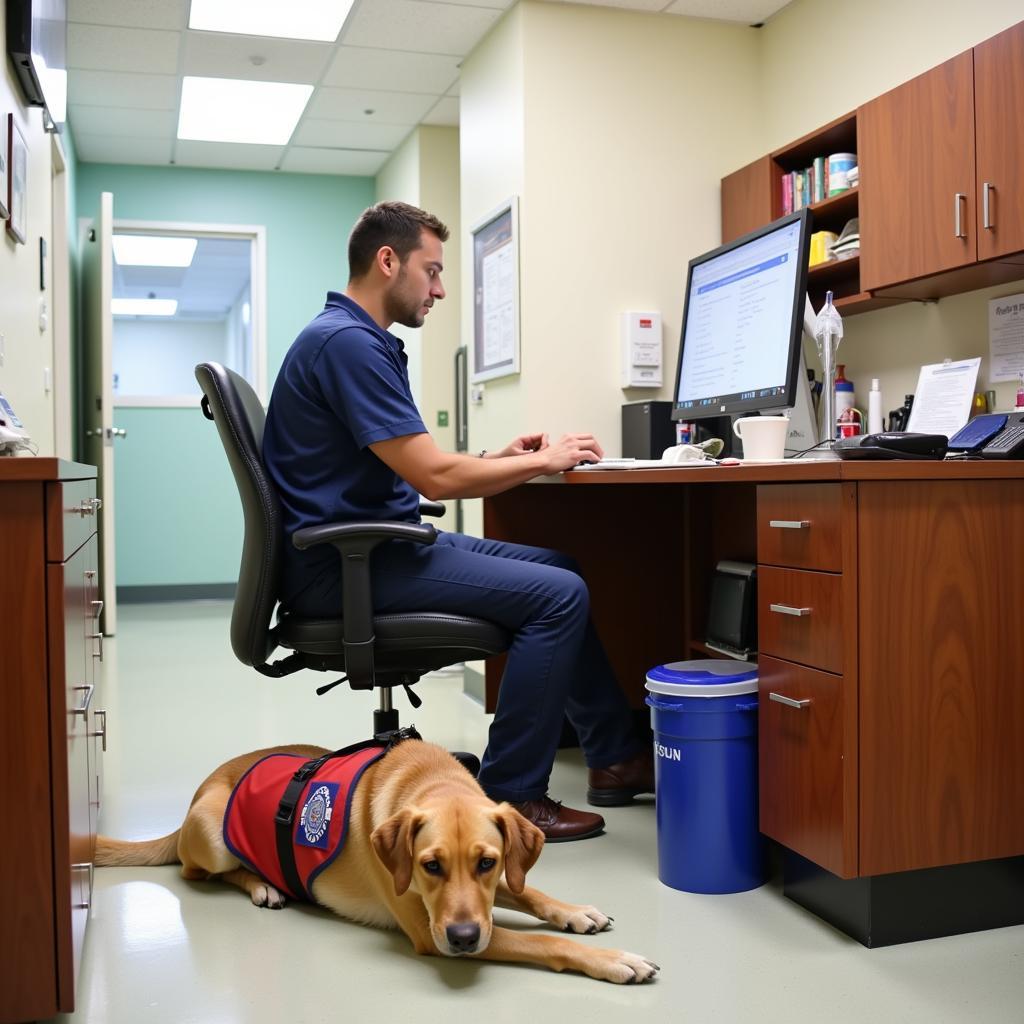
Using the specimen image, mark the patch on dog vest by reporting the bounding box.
[223,745,385,902]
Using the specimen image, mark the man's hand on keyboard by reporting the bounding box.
[540,433,605,473]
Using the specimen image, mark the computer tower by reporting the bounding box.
[621,400,675,459]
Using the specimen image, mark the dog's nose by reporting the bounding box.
[446,922,481,954]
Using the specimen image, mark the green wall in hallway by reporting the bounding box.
[75,164,375,587]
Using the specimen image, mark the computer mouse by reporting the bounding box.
[719,457,741,466]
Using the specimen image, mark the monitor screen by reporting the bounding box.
[672,209,811,421]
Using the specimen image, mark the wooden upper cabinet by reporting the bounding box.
[974,22,1024,261]
[858,51,977,292]
[721,155,774,244]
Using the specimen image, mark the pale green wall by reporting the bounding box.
[75,164,374,587]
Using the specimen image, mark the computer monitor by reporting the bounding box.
[672,209,812,425]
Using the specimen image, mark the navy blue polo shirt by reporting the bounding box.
[262,292,427,607]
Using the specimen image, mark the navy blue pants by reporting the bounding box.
[292,531,641,803]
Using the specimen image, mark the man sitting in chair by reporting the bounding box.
[262,201,652,842]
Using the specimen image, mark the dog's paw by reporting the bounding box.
[251,883,286,909]
[558,905,612,935]
[596,950,660,985]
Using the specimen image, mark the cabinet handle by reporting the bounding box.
[983,182,994,230]
[769,603,812,617]
[770,692,811,709]
[91,709,108,753]
[71,862,94,909]
[72,683,94,717]
[89,631,104,661]
[768,519,810,530]
[91,599,104,619]
[954,193,967,239]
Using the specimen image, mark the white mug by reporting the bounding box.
[732,415,789,462]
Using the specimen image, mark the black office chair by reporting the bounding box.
[195,361,510,736]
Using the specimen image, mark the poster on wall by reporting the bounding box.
[6,114,27,244]
[470,197,520,382]
[0,114,8,221]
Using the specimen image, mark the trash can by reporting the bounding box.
[645,659,765,894]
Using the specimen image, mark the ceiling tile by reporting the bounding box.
[308,88,437,124]
[341,0,501,56]
[69,0,189,30]
[280,147,390,175]
[173,140,286,171]
[69,70,179,111]
[70,105,177,138]
[292,118,411,150]
[421,96,458,127]
[447,79,460,97]
[435,0,515,7]
[183,31,334,84]
[540,0,665,9]
[322,45,460,94]
[68,23,182,74]
[73,133,173,165]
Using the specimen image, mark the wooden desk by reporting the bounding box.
[484,461,1024,940]
[0,460,103,1022]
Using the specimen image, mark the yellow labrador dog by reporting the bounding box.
[97,738,659,984]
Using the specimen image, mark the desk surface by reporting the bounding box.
[559,459,1024,485]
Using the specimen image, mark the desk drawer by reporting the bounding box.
[759,656,851,877]
[757,484,843,571]
[46,480,99,563]
[758,566,843,674]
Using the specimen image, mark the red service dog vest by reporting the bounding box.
[222,745,385,902]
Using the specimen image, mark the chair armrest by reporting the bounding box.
[419,500,446,518]
[290,520,437,690]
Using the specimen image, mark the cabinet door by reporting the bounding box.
[859,51,977,291]
[84,537,104,846]
[758,657,855,878]
[721,155,774,243]
[974,22,1024,260]
[48,539,94,1013]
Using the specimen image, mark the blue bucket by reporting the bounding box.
[645,659,765,894]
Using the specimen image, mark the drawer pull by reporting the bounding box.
[769,692,811,710]
[89,631,104,660]
[72,683,94,717]
[768,519,810,530]
[769,603,812,617]
[74,497,103,517]
[91,599,104,619]
[91,709,108,753]
[72,862,94,909]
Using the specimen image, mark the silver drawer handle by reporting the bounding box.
[983,181,994,230]
[72,683,94,717]
[89,631,104,660]
[91,709,108,752]
[91,599,104,619]
[769,603,812,617]
[74,497,103,517]
[768,519,810,530]
[770,692,811,710]
[954,192,967,238]
[72,862,94,909]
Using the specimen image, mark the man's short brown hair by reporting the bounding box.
[347,201,450,280]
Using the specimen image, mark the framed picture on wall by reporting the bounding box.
[470,197,520,382]
[6,114,27,244]
[0,114,8,221]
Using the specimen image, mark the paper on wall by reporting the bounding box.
[905,357,980,438]
[989,292,1024,382]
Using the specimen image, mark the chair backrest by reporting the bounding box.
[195,361,282,669]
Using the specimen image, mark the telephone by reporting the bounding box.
[979,417,1024,459]
[0,392,31,453]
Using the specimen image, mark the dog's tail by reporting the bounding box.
[95,831,181,867]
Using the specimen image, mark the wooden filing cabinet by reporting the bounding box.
[0,460,105,1024]
[756,482,859,878]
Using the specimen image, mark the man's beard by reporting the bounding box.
[385,266,428,328]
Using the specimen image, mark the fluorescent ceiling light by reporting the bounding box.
[188,0,356,42]
[178,77,313,146]
[112,299,179,317]
[113,235,198,268]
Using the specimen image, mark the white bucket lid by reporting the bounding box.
[645,659,758,698]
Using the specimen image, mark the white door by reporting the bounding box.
[81,191,120,635]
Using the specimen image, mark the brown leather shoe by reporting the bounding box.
[587,748,655,807]
[510,796,605,842]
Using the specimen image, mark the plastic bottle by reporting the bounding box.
[1016,372,1024,410]
[834,364,855,438]
[868,378,883,434]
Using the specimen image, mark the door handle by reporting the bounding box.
[769,603,812,617]
[769,692,811,709]
[954,193,967,239]
[982,182,994,230]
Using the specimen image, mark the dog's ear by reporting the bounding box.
[371,808,425,896]
[493,804,545,893]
